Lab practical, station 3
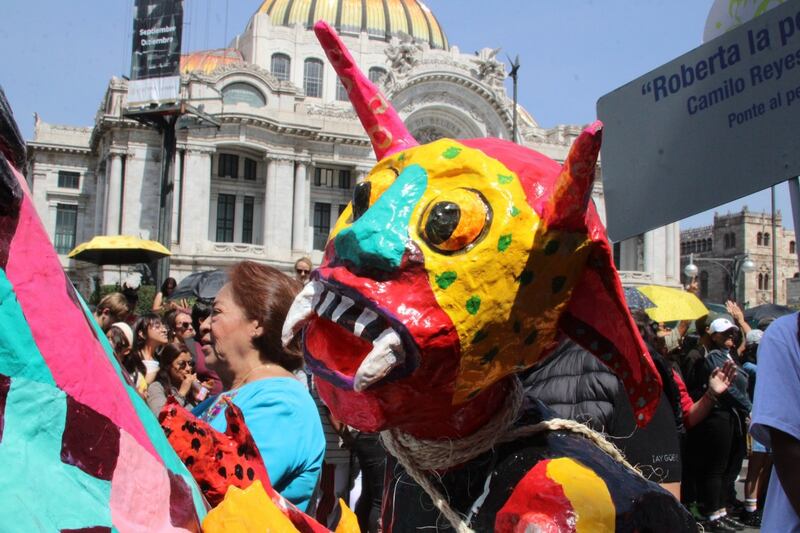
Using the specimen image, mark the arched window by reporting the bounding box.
[757,232,763,246]
[221,82,266,107]
[304,58,324,98]
[724,234,730,248]
[700,271,709,299]
[764,232,770,246]
[368,67,387,84]
[706,238,712,250]
[271,53,291,81]
[764,273,770,289]
[791,241,796,254]
[758,273,764,290]
[730,232,736,248]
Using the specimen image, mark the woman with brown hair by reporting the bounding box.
[147,343,203,415]
[195,261,325,511]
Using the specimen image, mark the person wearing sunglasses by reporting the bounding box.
[165,309,196,343]
[147,343,202,416]
[294,257,312,285]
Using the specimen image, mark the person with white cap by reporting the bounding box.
[687,317,752,532]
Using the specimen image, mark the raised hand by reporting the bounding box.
[709,360,736,396]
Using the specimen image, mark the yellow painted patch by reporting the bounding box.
[328,139,592,402]
[334,498,361,533]
[202,481,300,533]
[546,458,615,533]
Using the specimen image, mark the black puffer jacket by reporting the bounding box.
[521,339,628,434]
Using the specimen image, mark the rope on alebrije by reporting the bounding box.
[380,376,645,533]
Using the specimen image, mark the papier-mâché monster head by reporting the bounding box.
[283,22,661,436]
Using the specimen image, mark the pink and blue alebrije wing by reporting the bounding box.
[0,86,206,531]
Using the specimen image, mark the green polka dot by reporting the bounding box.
[518,270,534,285]
[510,205,520,217]
[551,276,566,294]
[435,271,457,290]
[481,346,500,364]
[472,329,488,344]
[544,240,560,255]
[498,234,512,252]
[442,147,461,159]
[524,329,538,345]
[466,295,481,315]
[498,174,514,184]
[397,152,406,161]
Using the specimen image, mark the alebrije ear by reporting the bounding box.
[313,20,419,160]
[542,121,602,231]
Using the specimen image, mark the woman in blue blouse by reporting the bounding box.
[194,261,325,511]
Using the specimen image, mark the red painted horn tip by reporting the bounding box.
[584,120,603,136]
[313,20,333,34]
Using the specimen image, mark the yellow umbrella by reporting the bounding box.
[68,235,171,265]
[637,285,708,322]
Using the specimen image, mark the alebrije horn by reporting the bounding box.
[313,21,418,160]
[542,121,602,231]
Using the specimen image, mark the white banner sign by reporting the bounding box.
[598,0,800,241]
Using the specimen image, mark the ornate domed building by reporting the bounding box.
[26,1,681,293]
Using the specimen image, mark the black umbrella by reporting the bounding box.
[743,303,795,327]
[170,270,228,301]
[623,286,656,310]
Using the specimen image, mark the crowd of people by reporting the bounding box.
[89,261,800,532]
[91,258,384,530]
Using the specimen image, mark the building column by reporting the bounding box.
[105,153,123,235]
[643,231,654,274]
[263,157,276,250]
[93,170,105,236]
[180,147,213,252]
[293,160,309,251]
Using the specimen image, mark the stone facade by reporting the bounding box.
[25,3,681,296]
[680,208,798,305]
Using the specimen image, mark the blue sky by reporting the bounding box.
[1,0,791,231]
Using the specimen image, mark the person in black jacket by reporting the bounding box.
[521,336,683,497]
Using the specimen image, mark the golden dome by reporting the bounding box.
[257,0,448,50]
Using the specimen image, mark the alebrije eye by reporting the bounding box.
[419,188,492,253]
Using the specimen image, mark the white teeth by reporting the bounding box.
[331,296,354,323]
[281,281,324,347]
[353,307,379,337]
[353,328,405,392]
[317,291,337,316]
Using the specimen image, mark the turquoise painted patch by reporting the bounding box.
[0,376,112,530]
[334,164,428,272]
[0,270,56,386]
